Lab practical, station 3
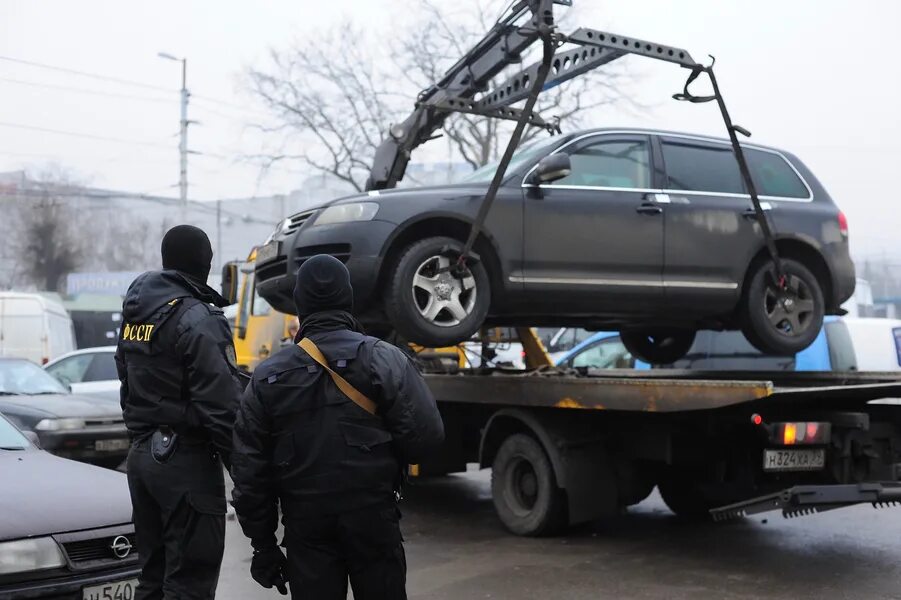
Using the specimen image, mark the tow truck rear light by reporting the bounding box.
[771,421,831,446]
[838,211,848,238]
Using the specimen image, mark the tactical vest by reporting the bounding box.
[262,332,399,516]
[119,297,206,437]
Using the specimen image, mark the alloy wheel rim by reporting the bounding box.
[764,274,815,338]
[411,255,477,327]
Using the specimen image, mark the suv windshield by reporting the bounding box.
[0,415,30,450]
[0,359,69,395]
[461,135,563,183]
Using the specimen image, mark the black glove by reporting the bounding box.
[251,546,288,595]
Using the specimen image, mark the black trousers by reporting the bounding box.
[284,504,407,600]
[126,440,226,600]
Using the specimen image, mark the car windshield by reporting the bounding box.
[0,415,30,450]
[0,360,69,395]
[460,135,564,183]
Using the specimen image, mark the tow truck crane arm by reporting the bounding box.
[364,0,786,287]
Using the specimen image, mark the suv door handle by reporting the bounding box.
[742,202,773,219]
[636,203,663,215]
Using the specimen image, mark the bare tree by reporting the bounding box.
[247,0,638,189]
[8,172,87,292]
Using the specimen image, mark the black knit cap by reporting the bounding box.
[160,225,214,282]
[293,254,353,319]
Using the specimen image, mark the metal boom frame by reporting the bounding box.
[366,0,785,282]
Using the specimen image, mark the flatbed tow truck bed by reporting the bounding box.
[417,368,901,535]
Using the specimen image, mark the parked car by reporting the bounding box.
[0,292,76,365]
[0,357,128,467]
[0,412,139,599]
[557,317,901,372]
[254,128,854,362]
[45,347,119,402]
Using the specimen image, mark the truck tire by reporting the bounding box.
[385,236,490,347]
[740,258,824,356]
[491,434,567,536]
[620,329,696,365]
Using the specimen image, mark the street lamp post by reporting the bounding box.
[158,52,189,223]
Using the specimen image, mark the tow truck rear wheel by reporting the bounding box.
[491,434,567,536]
[620,329,696,365]
[385,236,490,347]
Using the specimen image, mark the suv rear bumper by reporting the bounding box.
[822,243,856,309]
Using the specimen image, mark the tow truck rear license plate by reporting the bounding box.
[763,449,825,472]
[83,578,137,600]
[256,241,279,264]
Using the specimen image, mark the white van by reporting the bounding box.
[842,318,901,371]
[0,292,76,364]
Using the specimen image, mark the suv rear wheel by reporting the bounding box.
[385,236,491,347]
[740,258,824,356]
[621,329,696,365]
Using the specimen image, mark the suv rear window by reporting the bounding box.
[662,142,744,194]
[746,149,808,198]
[663,141,809,199]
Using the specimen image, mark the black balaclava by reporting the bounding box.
[293,254,353,320]
[161,225,214,283]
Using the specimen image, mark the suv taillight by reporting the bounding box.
[838,211,849,238]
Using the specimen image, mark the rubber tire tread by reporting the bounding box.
[491,433,567,537]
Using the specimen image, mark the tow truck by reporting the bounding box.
[238,0,901,535]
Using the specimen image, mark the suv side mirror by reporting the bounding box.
[221,262,239,306]
[530,154,571,185]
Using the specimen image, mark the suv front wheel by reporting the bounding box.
[385,236,491,347]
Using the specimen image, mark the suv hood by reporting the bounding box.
[0,449,132,540]
[316,182,492,210]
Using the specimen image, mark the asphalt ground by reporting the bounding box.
[218,469,901,600]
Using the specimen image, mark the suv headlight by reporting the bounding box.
[0,538,66,575]
[34,418,86,431]
[314,202,379,226]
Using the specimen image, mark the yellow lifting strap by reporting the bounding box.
[297,337,378,416]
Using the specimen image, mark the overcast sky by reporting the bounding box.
[2,0,899,260]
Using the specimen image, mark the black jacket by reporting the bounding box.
[115,270,241,463]
[231,311,444,550]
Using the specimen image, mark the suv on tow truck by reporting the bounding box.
[255,128,854,363]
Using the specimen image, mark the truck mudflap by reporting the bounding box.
[710,483,901,522]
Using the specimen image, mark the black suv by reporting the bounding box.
[255,128,854,363]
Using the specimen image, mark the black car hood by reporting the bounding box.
[122,269,227,322]
[0,393,123,419]
[0,449,132,540]
[320,182,491,209]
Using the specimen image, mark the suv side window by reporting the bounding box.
[662,142,744,194]
[552,139,651,189]
[745,149,809,198]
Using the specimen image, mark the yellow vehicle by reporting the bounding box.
[222,248,296,372]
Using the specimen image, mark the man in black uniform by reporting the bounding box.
[232,254,445,600]
[116,225,241,600]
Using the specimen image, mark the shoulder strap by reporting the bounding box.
[298,337,378,416]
